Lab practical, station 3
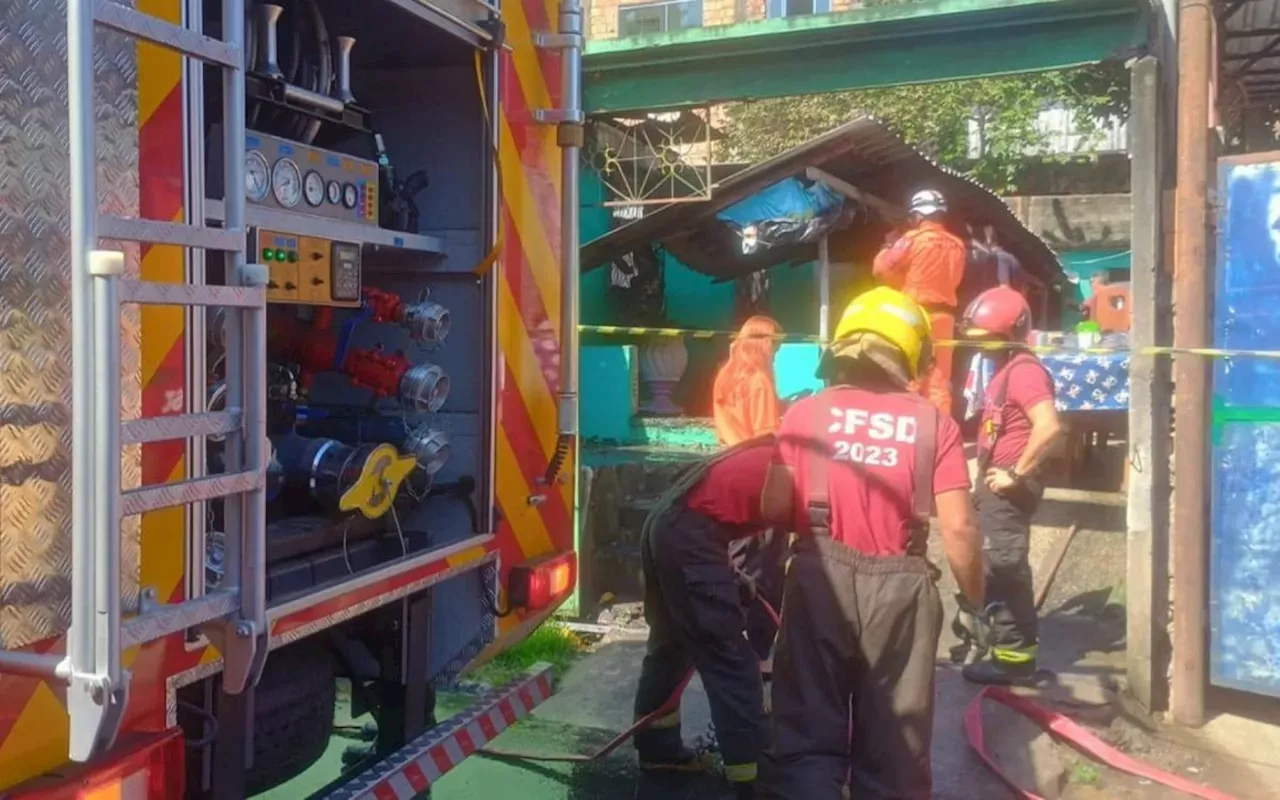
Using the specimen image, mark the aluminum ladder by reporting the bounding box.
[0,0,268,763]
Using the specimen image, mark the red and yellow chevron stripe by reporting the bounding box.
[488,0,577,644]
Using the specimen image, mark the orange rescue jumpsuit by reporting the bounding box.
[872,220,967,416]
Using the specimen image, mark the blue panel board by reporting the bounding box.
[1214,161,1280,407]
[1210,159,1280,697]
[1210,423,1280,695]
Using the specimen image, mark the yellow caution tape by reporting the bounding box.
[579,324,1280,360]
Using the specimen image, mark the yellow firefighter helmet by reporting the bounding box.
[829,287,933,380]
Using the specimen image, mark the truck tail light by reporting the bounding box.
[509,551,576,611]
[11,729,184,800]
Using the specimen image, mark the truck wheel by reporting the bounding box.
[246,640,337,795]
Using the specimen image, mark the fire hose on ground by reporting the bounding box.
[479,554,1240,799]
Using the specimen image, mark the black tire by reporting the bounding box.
[246,640,337,795]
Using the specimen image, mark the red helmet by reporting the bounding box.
[962,286,1032,341]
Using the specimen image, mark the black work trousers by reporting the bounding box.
[633,506,767,781]
[974,480,1042,653]
[729,528,786,661]
[766,537,943,800]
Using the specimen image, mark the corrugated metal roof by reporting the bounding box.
[580,116,1065,285]
[1222,0,1280,102]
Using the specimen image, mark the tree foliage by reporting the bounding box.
[719,62,1130,193]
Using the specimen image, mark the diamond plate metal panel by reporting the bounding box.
[0,0,143,648]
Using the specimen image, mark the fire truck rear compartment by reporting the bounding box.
[186,0,505,794]
[197,0,496,602]
[0,0,554,793]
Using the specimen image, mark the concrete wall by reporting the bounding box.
[1005,193,1133,253]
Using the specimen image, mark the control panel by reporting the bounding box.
[245,130,379,226]
[254,229,361,308]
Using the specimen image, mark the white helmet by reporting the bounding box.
[909,189,947,218]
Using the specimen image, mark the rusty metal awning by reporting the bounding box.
[580,116,1064,285]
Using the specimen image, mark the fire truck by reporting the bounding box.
[0,0,581,796]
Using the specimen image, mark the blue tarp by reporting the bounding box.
[716,178,843,228]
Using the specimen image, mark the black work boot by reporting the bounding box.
[962,653,1038,686]
[638,746,708,773]
[636,727,709,773]
[724,781,758,800]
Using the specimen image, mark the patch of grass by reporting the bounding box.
[470,622,588,687]
[1068,760,1103,787]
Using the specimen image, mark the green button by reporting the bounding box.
[262,248,274,261]
[274,249,287,262]
[286,251,298,263]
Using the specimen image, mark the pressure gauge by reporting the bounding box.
[271,157,302,208]
[327,179,342,205]
[245,151,269,202]
[342,182,359,210]
[303,170,325,207]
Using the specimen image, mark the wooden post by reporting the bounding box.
[1171,0,1213,727]
[1127,54,1172,713]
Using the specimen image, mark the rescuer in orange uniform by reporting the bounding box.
[872,189,968,417]
[713,315,784,446]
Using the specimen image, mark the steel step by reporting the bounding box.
[119,279,264,308]
[122,470,262,516]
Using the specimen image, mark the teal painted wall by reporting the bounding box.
[580,345,638,441]
[774,343,823,399]
[663,256,737,331]
[769,262,819,336]
[581,172,616,326]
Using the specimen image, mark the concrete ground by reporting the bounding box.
[435,480,1280,800]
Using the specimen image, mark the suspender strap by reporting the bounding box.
[976,352,1051,474]
[911,400,938,522]
[907,396,938,556]
[805,412,833,538]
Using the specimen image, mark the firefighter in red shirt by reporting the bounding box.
[872,189,968,417]
[760,287,986,800]
[632,438,777,799]
[957,286,1064,685]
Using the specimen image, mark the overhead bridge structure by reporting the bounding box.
[583,0,1153,114]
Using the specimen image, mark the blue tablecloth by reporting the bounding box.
[1039,351,1130,412]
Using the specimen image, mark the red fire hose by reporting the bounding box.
[965,687,1239,800]
[485,596,1238,800]
[481,595,782,764]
